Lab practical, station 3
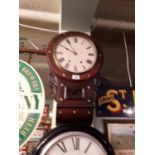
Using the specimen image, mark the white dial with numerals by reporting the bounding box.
[40,131,107,155]
[54,36,97,73]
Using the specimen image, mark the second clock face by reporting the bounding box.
[40,131,108,155]
[54,36,97,73]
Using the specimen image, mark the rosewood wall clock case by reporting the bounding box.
[32,31,115,155]
[47,31,103,124]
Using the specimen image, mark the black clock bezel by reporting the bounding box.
[47,31,103,81]
[32,124,115,155]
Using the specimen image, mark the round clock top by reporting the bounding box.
[47,31,103,81]
[40,131,107,155]
[32,124,115,155]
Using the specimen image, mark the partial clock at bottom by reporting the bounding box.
[32,124,115,155]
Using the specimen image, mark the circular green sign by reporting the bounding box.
[19,60,45,147]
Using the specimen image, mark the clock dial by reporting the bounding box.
[40,132,108,155]
[54,36,97,73]
[33,125,115,155]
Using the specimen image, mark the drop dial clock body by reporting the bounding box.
[47,31,103,124]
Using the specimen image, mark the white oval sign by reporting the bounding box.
[19,60,45,147]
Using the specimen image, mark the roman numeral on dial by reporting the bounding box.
[81,40,85,45]
[84,142,92,153]
[56,51,63,54]
[74,66,77,72]
[86,59,92,65]
[82,65,86,70]
[72,137,80,150]
[57,141,67,153]
[74,37,77,43]
[88,53,94,56]
[86,46,91,49]
[64,63,69,69]
[66,39,71,45]
[58,58,65,63]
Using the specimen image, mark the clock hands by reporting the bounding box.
[59,44,77,55]
[66,39,78,55]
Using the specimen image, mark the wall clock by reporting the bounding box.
[47,31,103,124]
[32,31,115,155]
[32,124,115,155]
[47,31,103,80]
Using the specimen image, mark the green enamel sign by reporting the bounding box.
[19,60,45,147]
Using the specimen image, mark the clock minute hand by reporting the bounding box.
[69,45,78,55]
[66,39,78,55]
[59,44,77,55]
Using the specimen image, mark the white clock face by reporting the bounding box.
[40,131,108,155]
[54,36,97,73]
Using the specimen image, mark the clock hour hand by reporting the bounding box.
[66,39,78,55]
[59,44,77,55]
